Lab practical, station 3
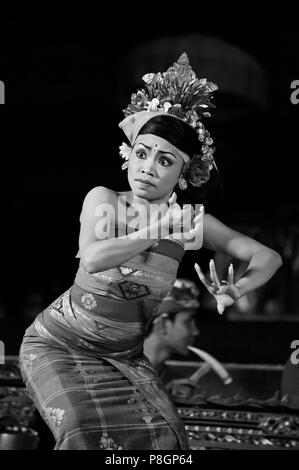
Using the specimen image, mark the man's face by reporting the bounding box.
[165,311,199,356]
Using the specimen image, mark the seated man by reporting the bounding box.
[144,278,200,380]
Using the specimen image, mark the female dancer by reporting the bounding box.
[19,53,282,450]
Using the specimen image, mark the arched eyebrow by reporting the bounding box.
[137,142,176,159]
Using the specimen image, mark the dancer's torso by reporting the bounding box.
[33,226,185,358]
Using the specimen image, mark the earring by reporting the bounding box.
[178,175,188,190]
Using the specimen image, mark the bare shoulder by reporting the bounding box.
[83,186,117,205]
[82,186,119,209]
[80,186,118,221]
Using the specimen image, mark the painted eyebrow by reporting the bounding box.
[137,142,176,159]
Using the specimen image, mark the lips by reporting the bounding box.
[135,178,155,187]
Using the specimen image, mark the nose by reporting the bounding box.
[141,158,156,177]
[141,167,154,177]
[141,150,158,177]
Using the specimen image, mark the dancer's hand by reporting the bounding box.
[183,205,204,249]
[165,192,193,235]
[162,192,202,244]
[194,259,241,314]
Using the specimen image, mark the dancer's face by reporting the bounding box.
[127,134,184,201]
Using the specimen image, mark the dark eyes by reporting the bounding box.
[159,157,172,167]
[135,150,172,167]
[136,150,146,159]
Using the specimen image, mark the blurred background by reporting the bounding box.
[0,7,298,365]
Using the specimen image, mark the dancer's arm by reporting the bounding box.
[78,187,184,273]
[201,213,282,297]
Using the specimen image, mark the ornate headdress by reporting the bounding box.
[154,278,200,320]
[119,52,218,187]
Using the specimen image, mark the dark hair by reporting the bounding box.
[138,115,219,205]
[139,114,202,158]
[144,311,180,338]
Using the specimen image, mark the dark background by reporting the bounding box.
[0,7,298,364]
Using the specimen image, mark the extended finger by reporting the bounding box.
[217,300,225,315]
[168,191,177,206]
[227,263,234,285]
[194,263,212,290]
[193,205,204,221]
[190,208,204,231]
[189,223,200,236]
[209,259,221,286]
[192,211,204,225]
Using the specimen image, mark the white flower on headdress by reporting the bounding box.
[119,143,132,170]
[205,136,214,146]
[119,142,132,161]
[163,101,172,112]
[196,127,205,142]
[145,98,160,111]
[142,73,155,84]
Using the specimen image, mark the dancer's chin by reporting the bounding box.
[133,185,156,197]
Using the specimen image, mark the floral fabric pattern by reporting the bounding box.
[44,406,65,429]
[22,352,37,375]
[128,389,156,425]
[81,293,97,310]
[99,432,123,450]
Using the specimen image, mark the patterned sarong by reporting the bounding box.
[19,239,189,450]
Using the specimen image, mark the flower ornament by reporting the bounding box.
[119,142,132,170]
[81,293,97,311]
[145,97,160,111]
[142,73,155,84]
[122,52,218,182]
[163,101,172,112]
[44,407,65,429]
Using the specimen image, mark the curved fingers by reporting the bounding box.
[168,191,177,207]
[194,263,213,292]
[209,259,221,286]
[227,263,234,285]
